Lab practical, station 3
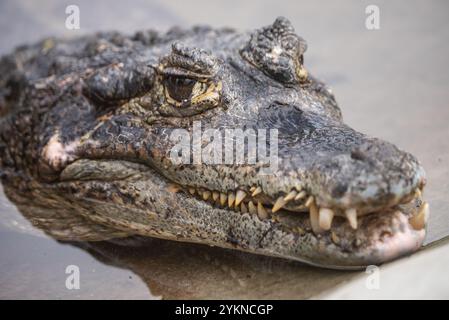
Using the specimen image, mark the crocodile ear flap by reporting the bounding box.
[241,16,307,84]
[84,61,155,106]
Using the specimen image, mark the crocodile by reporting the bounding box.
[0,17,428,269]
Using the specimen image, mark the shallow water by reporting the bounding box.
[1,0,449,299]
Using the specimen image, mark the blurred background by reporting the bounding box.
[1,0,449,299]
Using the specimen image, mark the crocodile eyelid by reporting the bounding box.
[158,67,210,82]
[160,41,220,76]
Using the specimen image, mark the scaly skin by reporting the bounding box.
[0,17,428,269]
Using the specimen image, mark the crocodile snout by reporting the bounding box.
[305,136,425,214]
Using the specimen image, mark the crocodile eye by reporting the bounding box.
[164,75,197,104]
[159,70,221,114]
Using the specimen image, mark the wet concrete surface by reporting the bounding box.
[1,0,449,299]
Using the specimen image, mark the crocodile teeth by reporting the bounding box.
[220,193,227,206]
[309,202,323,234]
[409,202,429,230]
[305,196,314,208]
[415,188,422,199]
[189,188,196,195]
[240,202,248,213]
[235,190,247,206]
[345,208,358,229]
[331,231,340,244]
[318,208,334,230]
[168,184,181,193]
[251,186,262,197]
[272,196,288,213]
[284,190,298,201]
[250,186,256,192]
[212,191,219,202]
[294,190,307,201]
[228,192,236,207]
[248,201,257,215]
[202,191,211,201]
[257,202,269,219]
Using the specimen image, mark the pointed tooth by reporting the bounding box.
[212,191,219,202]
[167,184,181,193]
[318,208,334,230]
[294,190,307,201]
[345,208,358,229]
[250,186,256,192]
[309,202,323,234]
[257,202,269,219]
[220,193,227,206]
[240,202,248,213]
[284,190,298,201]
[202,191,211,201]
[251,186,262,197]
[415,188,422,199]
[189,188,196,195]
[228,192,236,207]
[305,196,314,208]
[331,231,340,244]
[272,196,287,213]
[248,201,257,214]
[409,202,429,230]
[235,190,247,206]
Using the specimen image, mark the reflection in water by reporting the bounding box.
[75,237,359,299]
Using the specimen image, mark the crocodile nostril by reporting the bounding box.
[350,149,367,161]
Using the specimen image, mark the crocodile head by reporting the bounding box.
[0,17,428,269]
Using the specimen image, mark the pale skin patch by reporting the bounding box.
[42,133,80,171]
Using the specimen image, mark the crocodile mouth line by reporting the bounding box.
[59,158,428,235]
[170,183,428,233]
